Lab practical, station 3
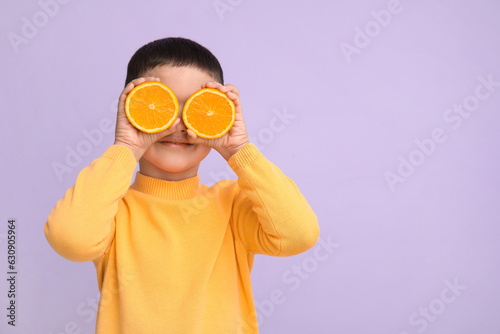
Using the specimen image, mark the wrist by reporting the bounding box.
[222,140,251,161]
[113,141,145,161]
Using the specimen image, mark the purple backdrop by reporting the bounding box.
[1,0,500,333]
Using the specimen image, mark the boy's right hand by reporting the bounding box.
[113,77,181,161]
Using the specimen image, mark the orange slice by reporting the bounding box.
[125,81,179,133]
[182,88,236,139]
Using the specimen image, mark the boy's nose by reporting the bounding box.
[175,113,188,132]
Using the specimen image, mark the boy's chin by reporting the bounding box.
[139,144,211,178]
[139,159,199,179]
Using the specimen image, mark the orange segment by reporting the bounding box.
[125,82,179,133]
[182,88,236,139]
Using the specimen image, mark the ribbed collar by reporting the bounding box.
[130,172,201,200]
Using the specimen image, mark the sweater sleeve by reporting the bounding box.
[227,143,320,256]
[44,145,137,262]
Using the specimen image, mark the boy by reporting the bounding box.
[44,37,320,333]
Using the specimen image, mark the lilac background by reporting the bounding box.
[1,0,500,333]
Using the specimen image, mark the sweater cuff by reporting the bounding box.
[227,143,263,173]
[101,145,137,174]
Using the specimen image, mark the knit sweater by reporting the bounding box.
[44,143,320,333]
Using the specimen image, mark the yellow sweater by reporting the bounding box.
[44,143,319,333]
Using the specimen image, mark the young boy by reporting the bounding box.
[45,37,319,333]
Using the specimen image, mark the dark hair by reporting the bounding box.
[125,37,224,87]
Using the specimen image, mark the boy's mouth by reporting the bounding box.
[158,138,194,147]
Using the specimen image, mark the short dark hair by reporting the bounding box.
[125,37,224,87]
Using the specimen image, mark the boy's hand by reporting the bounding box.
[186,82,250,161]
[114,77,181,161]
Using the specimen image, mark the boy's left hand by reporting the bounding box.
[186,81,250,161]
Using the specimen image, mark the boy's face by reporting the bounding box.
[138,65,215,181]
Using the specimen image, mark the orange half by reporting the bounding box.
[182,88,236,139]
[125,81,179,133]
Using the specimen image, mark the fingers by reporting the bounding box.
[186,129,210,146]
[224,84,240,97]
[204,82,239,95]
[168,118,181,133]
[203,81,224,91]
[118,77,160,110]
[186,129,202,143]
[226,90,241,107]
[123,77,159,95]
[186,129,197,142]
[160,118,181,136]
[118,82,134,107]
[203,82,241,107]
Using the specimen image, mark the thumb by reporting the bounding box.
[152,118,181,140]
[186,129,211,146]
